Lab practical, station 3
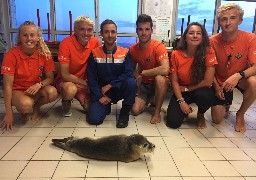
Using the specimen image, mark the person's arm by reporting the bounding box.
[1,75,14,131]
[141,58,170,76]
[60,63,87,86]
[171,73,193,115]
[212,76,225,100]
[222,63,256,92]
[185,66,215,92]
[58,39,87,86]
[87,53,102,101]
[25,71,55,95]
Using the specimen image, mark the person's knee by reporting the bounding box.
[155,75,168,87]
[166,118,182,129]
[131,99,145,116]
[247,77,256,91]
[87,103,106,125]
[62,83,77,99]
[46,86,58,101]
[87,112,104,125]
[211,106,225,124]
[17,98,34,113]
[131,105,141,116]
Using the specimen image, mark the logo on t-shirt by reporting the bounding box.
[235,53,242,59]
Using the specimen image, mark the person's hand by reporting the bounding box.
[25,83,42,95]
[101,84,112,96]
[135,74,142,87]
[99,96,111,105]
[0,114,14,132]
[180,102,193,115]
[215,87,225,100]
[222,73,240,92]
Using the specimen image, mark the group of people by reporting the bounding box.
[1,3,256,133]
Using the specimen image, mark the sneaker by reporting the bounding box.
[61,100,72,117]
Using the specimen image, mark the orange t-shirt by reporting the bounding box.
[1,46,55,90]
[210,30,256,85]
[170,48,217,86]
[56,35,100,81]
[130,39,168,83]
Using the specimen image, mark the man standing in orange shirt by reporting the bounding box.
[130,14,170,124]
[210,3,256,133]
[55,16,100,117]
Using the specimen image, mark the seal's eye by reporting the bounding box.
[143,143,148,148]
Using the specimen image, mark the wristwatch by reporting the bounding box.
[184,87,189,92]
[239,71,246,80]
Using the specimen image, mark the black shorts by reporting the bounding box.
[212,85,244,106]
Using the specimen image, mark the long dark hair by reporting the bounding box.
[177,22,210,84]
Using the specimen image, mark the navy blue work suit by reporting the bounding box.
[87,45,136,125]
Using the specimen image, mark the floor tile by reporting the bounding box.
[217,147,251,160]
[19,161,58,178]
[193,147,225,160]
[86,161,117,177]
[53,161,88,178]
[175,159,210,176]
[147,160,180,176]
[203,161,241,176]
[0,161,28,179]
[230,161,256,176]
[207,138,237,147]
[118,160,149,177]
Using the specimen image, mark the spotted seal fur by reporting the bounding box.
[52,134,155,162]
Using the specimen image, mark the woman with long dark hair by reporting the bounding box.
[166,22,217,129]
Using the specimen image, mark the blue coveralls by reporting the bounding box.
[87,45,136,125]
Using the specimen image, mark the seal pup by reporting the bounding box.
[52,134,155,162]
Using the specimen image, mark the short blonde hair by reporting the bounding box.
[74,16,94,28]
[217,3,244,21]
[16,21,51,58]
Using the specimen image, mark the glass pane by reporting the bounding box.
[56,34,70,42]
[9,0,50,29]
[55,0,95,31]
[99,0,138,33]
[177,0,215,36]
[116,37,137,49]
[221,0,256,33]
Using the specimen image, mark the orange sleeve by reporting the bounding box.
[1,47,18,75]
[58,38,71,64]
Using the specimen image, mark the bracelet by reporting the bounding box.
[177,97,185,104]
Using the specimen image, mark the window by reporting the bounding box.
[9,0,50,29]
[99,0,138,48]
[177,0,216,36]
[8,0,138,48]
[99,0,138,33]
[55,0,95,32]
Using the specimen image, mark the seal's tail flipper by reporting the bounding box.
[52,137,74,150]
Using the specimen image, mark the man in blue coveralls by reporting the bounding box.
[87,19,136,128]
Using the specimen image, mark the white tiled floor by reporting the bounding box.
[0,89,256,180]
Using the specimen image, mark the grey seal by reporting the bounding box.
[52,134,155,162]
